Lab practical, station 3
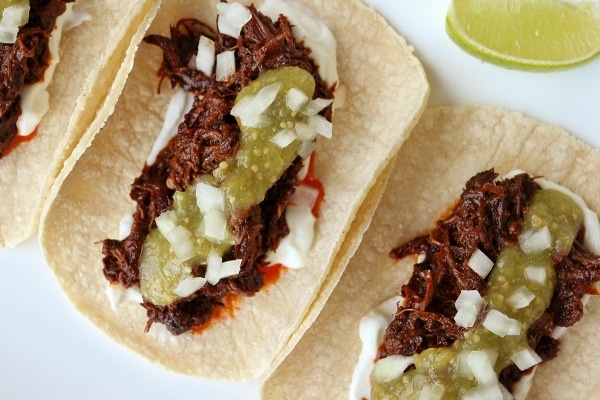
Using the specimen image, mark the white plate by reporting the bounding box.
[2,1,599,398]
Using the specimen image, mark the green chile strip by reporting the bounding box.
[139,66,316,306]
[372,189,584,400]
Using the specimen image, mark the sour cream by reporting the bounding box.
[17,3,91,136]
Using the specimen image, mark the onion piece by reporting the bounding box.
[483,309,521,337]
[163,225,196,261]
[507,286,536,309]
[511,348,542,371]
[230,82,281,127]
[203,210,228,242]
[205,251,222,285]
[294,122,318,142]
[302,97,333,116]
[155,210,179,235]
[195,35,216,76]
[216,50,236,82]
[525,265,547,285]
[285,87,308,112]
[454,290,483,328]
[467,351,498,386]
[0,4,29,44]
[519,227,552,254]
[271,129,297,148]
[216,2,251,38]
[307,114,333,138]
[419,383,445,400]
[297,139,315,159]
[467,248,494,278]
[220,259,242,279]
[196,183,225,213]
[371,355,415,383]
[174,276,207,297]
[118,211,134,240]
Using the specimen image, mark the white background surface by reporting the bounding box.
[2,1,600,399]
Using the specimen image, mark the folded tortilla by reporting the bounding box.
[0,0,160,248]
[38,0,429,381]
[261,105,600,399]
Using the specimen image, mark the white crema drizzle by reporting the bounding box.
[17,4,91,136]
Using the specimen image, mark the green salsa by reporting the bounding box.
[139,66,316,306]
[371,189,584,400]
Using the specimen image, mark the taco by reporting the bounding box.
[38,0,429,381]
[262,105,600,399]
[0,0,160,248]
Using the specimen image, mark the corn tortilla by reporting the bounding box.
[261,105,600,399]
[38,0,429,381]
[0,0,161,248]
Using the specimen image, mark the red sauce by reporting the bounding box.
[2,128,38,156]
[191,153,324,334]
[300,151,325,217]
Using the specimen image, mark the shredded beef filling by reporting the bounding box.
[380,169,600,391]
[0,0,73,156]
[102,8,333,335]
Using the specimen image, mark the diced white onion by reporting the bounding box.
[285,87,308,112]
[454,290,483,328]
[525,266,547,285]
[307,114,333,138]
[203,210,228,242]
[467,248,494,278]
[155,210,179,235]
[271,129,297,148]
[230,82,281,127]
[507,286,536,309]
[371,355,415,383]
[302,97,333,116]
[163,225,196,261]
[220,259,242,279]
[296,139,315,158]
[0,4,29,43]
[294,122,318,142]
[195,35,216,76]
[0,25,18,44]
[519,227,552,254]
[216,2,251,38]
[454,304,479,328]
[3,4,29,26]
[196,183,225,214]
[205,251,223,285]
[511,348,542,371]
[456,289,484,309]
[289,183,320,210]
[419,383,445,400]
[467,351,498,386]
[462,383,504,400]
[216,50,236,82]
[483,309,521,337]
[146,88,195,165]
[173,276,207,297]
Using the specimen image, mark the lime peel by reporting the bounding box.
[446,0,600,71]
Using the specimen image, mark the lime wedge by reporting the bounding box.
[446,0,600,70]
